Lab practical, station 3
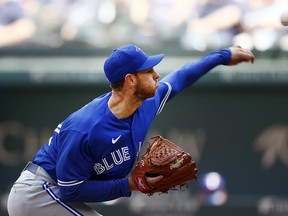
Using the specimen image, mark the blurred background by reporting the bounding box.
[1,0,288,215]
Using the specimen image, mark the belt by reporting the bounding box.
[23,161,39,174]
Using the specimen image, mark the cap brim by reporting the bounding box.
[135,54,164,72]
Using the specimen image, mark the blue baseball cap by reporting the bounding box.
[104,44,164,84]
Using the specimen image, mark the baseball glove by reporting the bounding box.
[131,135,198,195]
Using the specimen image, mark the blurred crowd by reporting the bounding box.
[1,0,288,51]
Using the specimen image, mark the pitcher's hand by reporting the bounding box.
[228,45,255,65]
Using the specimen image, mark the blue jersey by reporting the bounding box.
[32,48,231,202]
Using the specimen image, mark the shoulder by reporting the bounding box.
[62,93,111,133]
[141,82,172,115]
[155,81,172,102]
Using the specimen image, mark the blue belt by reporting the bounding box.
[23,161,39,174]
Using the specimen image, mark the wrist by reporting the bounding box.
[219,48,232,65]
[128,176,137,191]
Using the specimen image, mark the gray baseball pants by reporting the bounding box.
[7,162,102,216]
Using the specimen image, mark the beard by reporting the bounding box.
[134,78,157,100]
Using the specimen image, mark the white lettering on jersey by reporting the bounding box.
[94,163,105,175]
[94,146,131,175]
[122,146,130,161]
[102,158,114,170]
[111,149,123,165]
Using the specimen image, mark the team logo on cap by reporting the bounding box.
[135,45,142,52]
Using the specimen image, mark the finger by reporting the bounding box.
[147,175,163,185]
[245,51,255,63]
[248,51,256,63]
[250,55,255,63]
[239,48,255,63]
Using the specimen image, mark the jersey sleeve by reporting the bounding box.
[160,48,231,100]
[155,82,172,116]
[56,130,130,202]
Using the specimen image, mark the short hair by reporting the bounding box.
[110,79,125,91]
